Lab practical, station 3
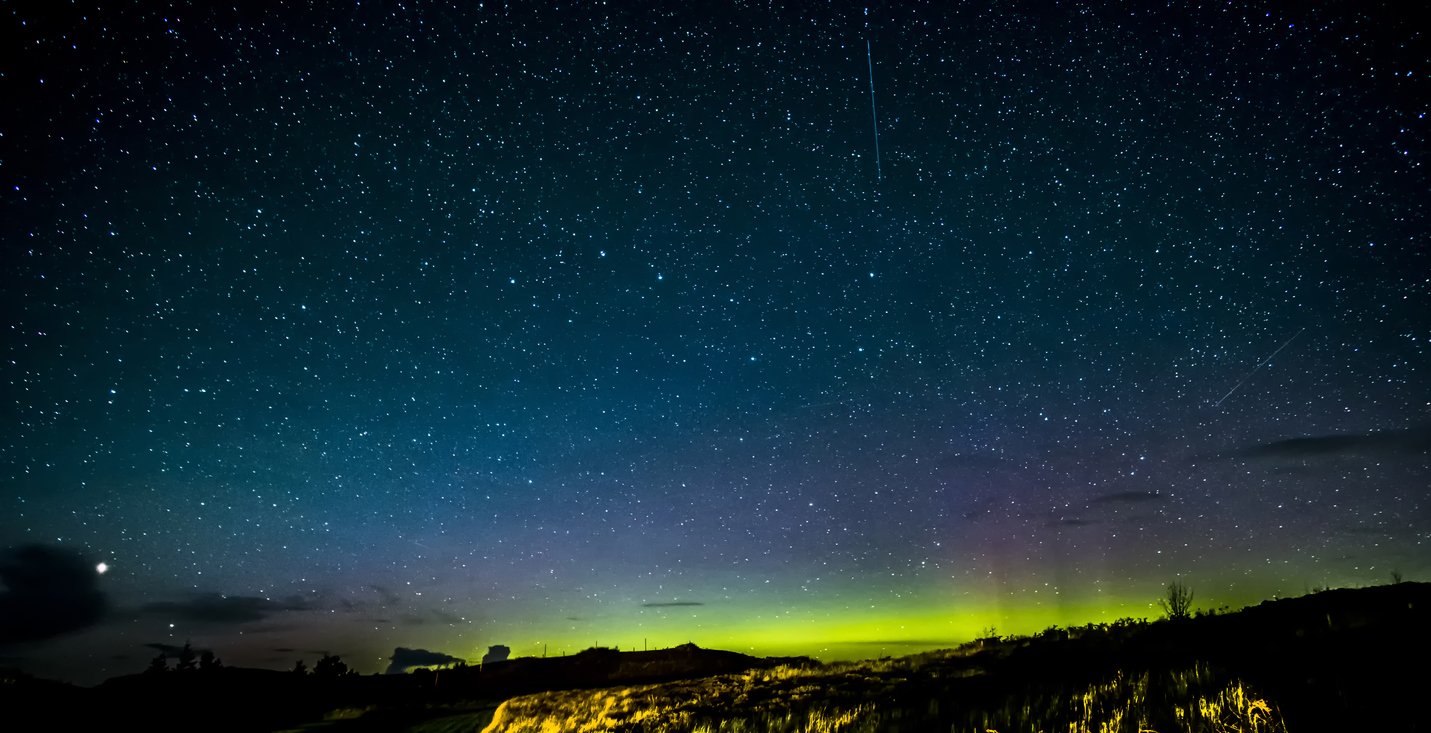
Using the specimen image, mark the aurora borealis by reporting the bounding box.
[2,2,1426,685]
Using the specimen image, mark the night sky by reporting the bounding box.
[2,1,1426,685]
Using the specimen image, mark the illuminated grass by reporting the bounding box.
[480,659,1287,733]
[481,664,887,733]
[948,663,1286,733]
[1174,676,1283,733]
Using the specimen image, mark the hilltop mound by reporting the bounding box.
[433,642,815,698]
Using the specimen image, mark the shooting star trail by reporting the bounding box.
[1213,327,1306,407]
[866,39,881,183]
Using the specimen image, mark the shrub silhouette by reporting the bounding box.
[1159,581,1194,621]
[314,653,348,678]
[144,651,168,675]
[175,641,197,673]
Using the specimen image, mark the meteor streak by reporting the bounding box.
[1214,327,1306,407]
[866,39,881,183]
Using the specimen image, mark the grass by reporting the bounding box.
[479,660,1285,733]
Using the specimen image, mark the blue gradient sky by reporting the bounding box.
[2,1,1426,684]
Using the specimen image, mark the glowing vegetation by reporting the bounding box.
[480,659,1285,733]
[480,664,884,733]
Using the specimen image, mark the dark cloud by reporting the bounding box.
[1028,491,1162,527]
[1235,427,1431,460]
[0,544,108,645]
[142,642,208,658]
[641,601,704,608]
[140,593,311,625]
[431,608,466,624]
[1086,491,1166,506]
[385,647,464,674]
[143,641,193,658]
[368,584,402,606]
[239,622,300,635]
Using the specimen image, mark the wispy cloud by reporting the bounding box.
[641,601,704,608]
[1041,490,1165,528]
[140,593,312,626]
[1086,491,1166,506]
[368,584,402,606]
[961,497,999,523]
[1235,427,1431,460]
[142,641,210,658]
[431,608,467,624]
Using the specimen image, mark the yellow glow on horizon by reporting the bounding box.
[467,591,1173,663]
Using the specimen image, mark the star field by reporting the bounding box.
[1,1,1426,684]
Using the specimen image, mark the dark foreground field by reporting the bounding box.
[4,582,1427,731]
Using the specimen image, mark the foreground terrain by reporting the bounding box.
[2,582,1426,731]
[481,583,1429,732]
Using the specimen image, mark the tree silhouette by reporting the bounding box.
[175,641,198,673]
[199,648,223,672]
[314,653,348,678]
[292,659,308,676]
[144,651,168,675]
[1158,581,1195,621]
